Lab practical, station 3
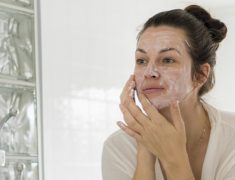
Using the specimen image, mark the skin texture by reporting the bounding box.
[134,26,194,109]
[118,25,211,180]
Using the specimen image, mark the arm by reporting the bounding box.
[161,148,195,180]
[119,99,195,180]
[119,76,195,179]
[133,144,156,180]
[118,76,195,179]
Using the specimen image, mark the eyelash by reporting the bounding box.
[136,59,147,65]
[162,57,175,64]
[136,57,175,65]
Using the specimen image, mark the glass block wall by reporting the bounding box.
[0,0,43,180]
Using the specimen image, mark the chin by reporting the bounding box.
[148,97,171,110]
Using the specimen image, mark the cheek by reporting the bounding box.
[163,67,192,93]
[134,69,144,91]
[134,65,193,94]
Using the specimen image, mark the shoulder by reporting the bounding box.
[203,103,235,152]
[102,130,137,179]
[216,108,235,139]
[103,129,137,153]
[213,110,235,178]
[218,110,235,152]
[202,104,235,176]
[218,108,235,143]
[203,102,235,133]
[210,107,235,162]
[219,109,235,130]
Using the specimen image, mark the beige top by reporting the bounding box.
[102,103,235,180]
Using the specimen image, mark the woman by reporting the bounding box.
[102,5,235,180]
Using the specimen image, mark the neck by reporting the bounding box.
[159,97,210,151]
[182,99,210,150]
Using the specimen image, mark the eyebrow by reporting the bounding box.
[136,47,181,55]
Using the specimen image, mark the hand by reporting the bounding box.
[118,75,187,168]
[119,75,156,162]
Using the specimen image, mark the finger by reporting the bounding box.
[120,81,135,105]
[117,121,142,141]
[119,104,143,133]
[122,83,150,126]
[120,76,149,127]
[123,74,134,91]
[138,93,164,122]
[170,101,185,131]
[124,96,150,126]
[120,75,135,103]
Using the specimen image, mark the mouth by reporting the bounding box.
[142,87,165,94]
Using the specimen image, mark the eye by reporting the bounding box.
[136,59,147,65]
[162,57,175,64]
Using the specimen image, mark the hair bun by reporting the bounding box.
[185,5,227,43]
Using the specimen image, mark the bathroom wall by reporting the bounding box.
[40,0,235,179]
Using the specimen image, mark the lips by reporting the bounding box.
[142,86,165,94]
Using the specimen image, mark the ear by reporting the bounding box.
[193,63,211,88]
[198,63,211,86]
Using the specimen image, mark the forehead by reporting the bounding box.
[137,26,188,51]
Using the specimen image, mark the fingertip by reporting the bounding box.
[119,104,125,112]
[117,121,127,129]
[133,74,136,81]
[170,100,180,117]
[176,100,181,110]
[171,100,179,108]
[176,100,179,105]
[130,74,134,80]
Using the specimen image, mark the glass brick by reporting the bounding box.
[0,0,34,9]
[0,7,35,81]
[0,86,37,154]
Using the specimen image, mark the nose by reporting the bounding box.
[144,64,160,79]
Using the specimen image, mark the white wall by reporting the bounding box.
[40,0,235,179]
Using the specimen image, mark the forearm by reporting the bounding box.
[133,147,156,180]
[161,149,195,180]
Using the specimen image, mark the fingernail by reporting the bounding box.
[117,121,126,129]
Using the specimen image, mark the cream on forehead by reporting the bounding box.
[137,29,189,53]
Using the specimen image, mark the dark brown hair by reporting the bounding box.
[137,5,227,96]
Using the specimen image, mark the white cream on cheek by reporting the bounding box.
[134,27,193,109]
[135,65,193,109]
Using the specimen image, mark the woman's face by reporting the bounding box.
[134,26,195,109]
